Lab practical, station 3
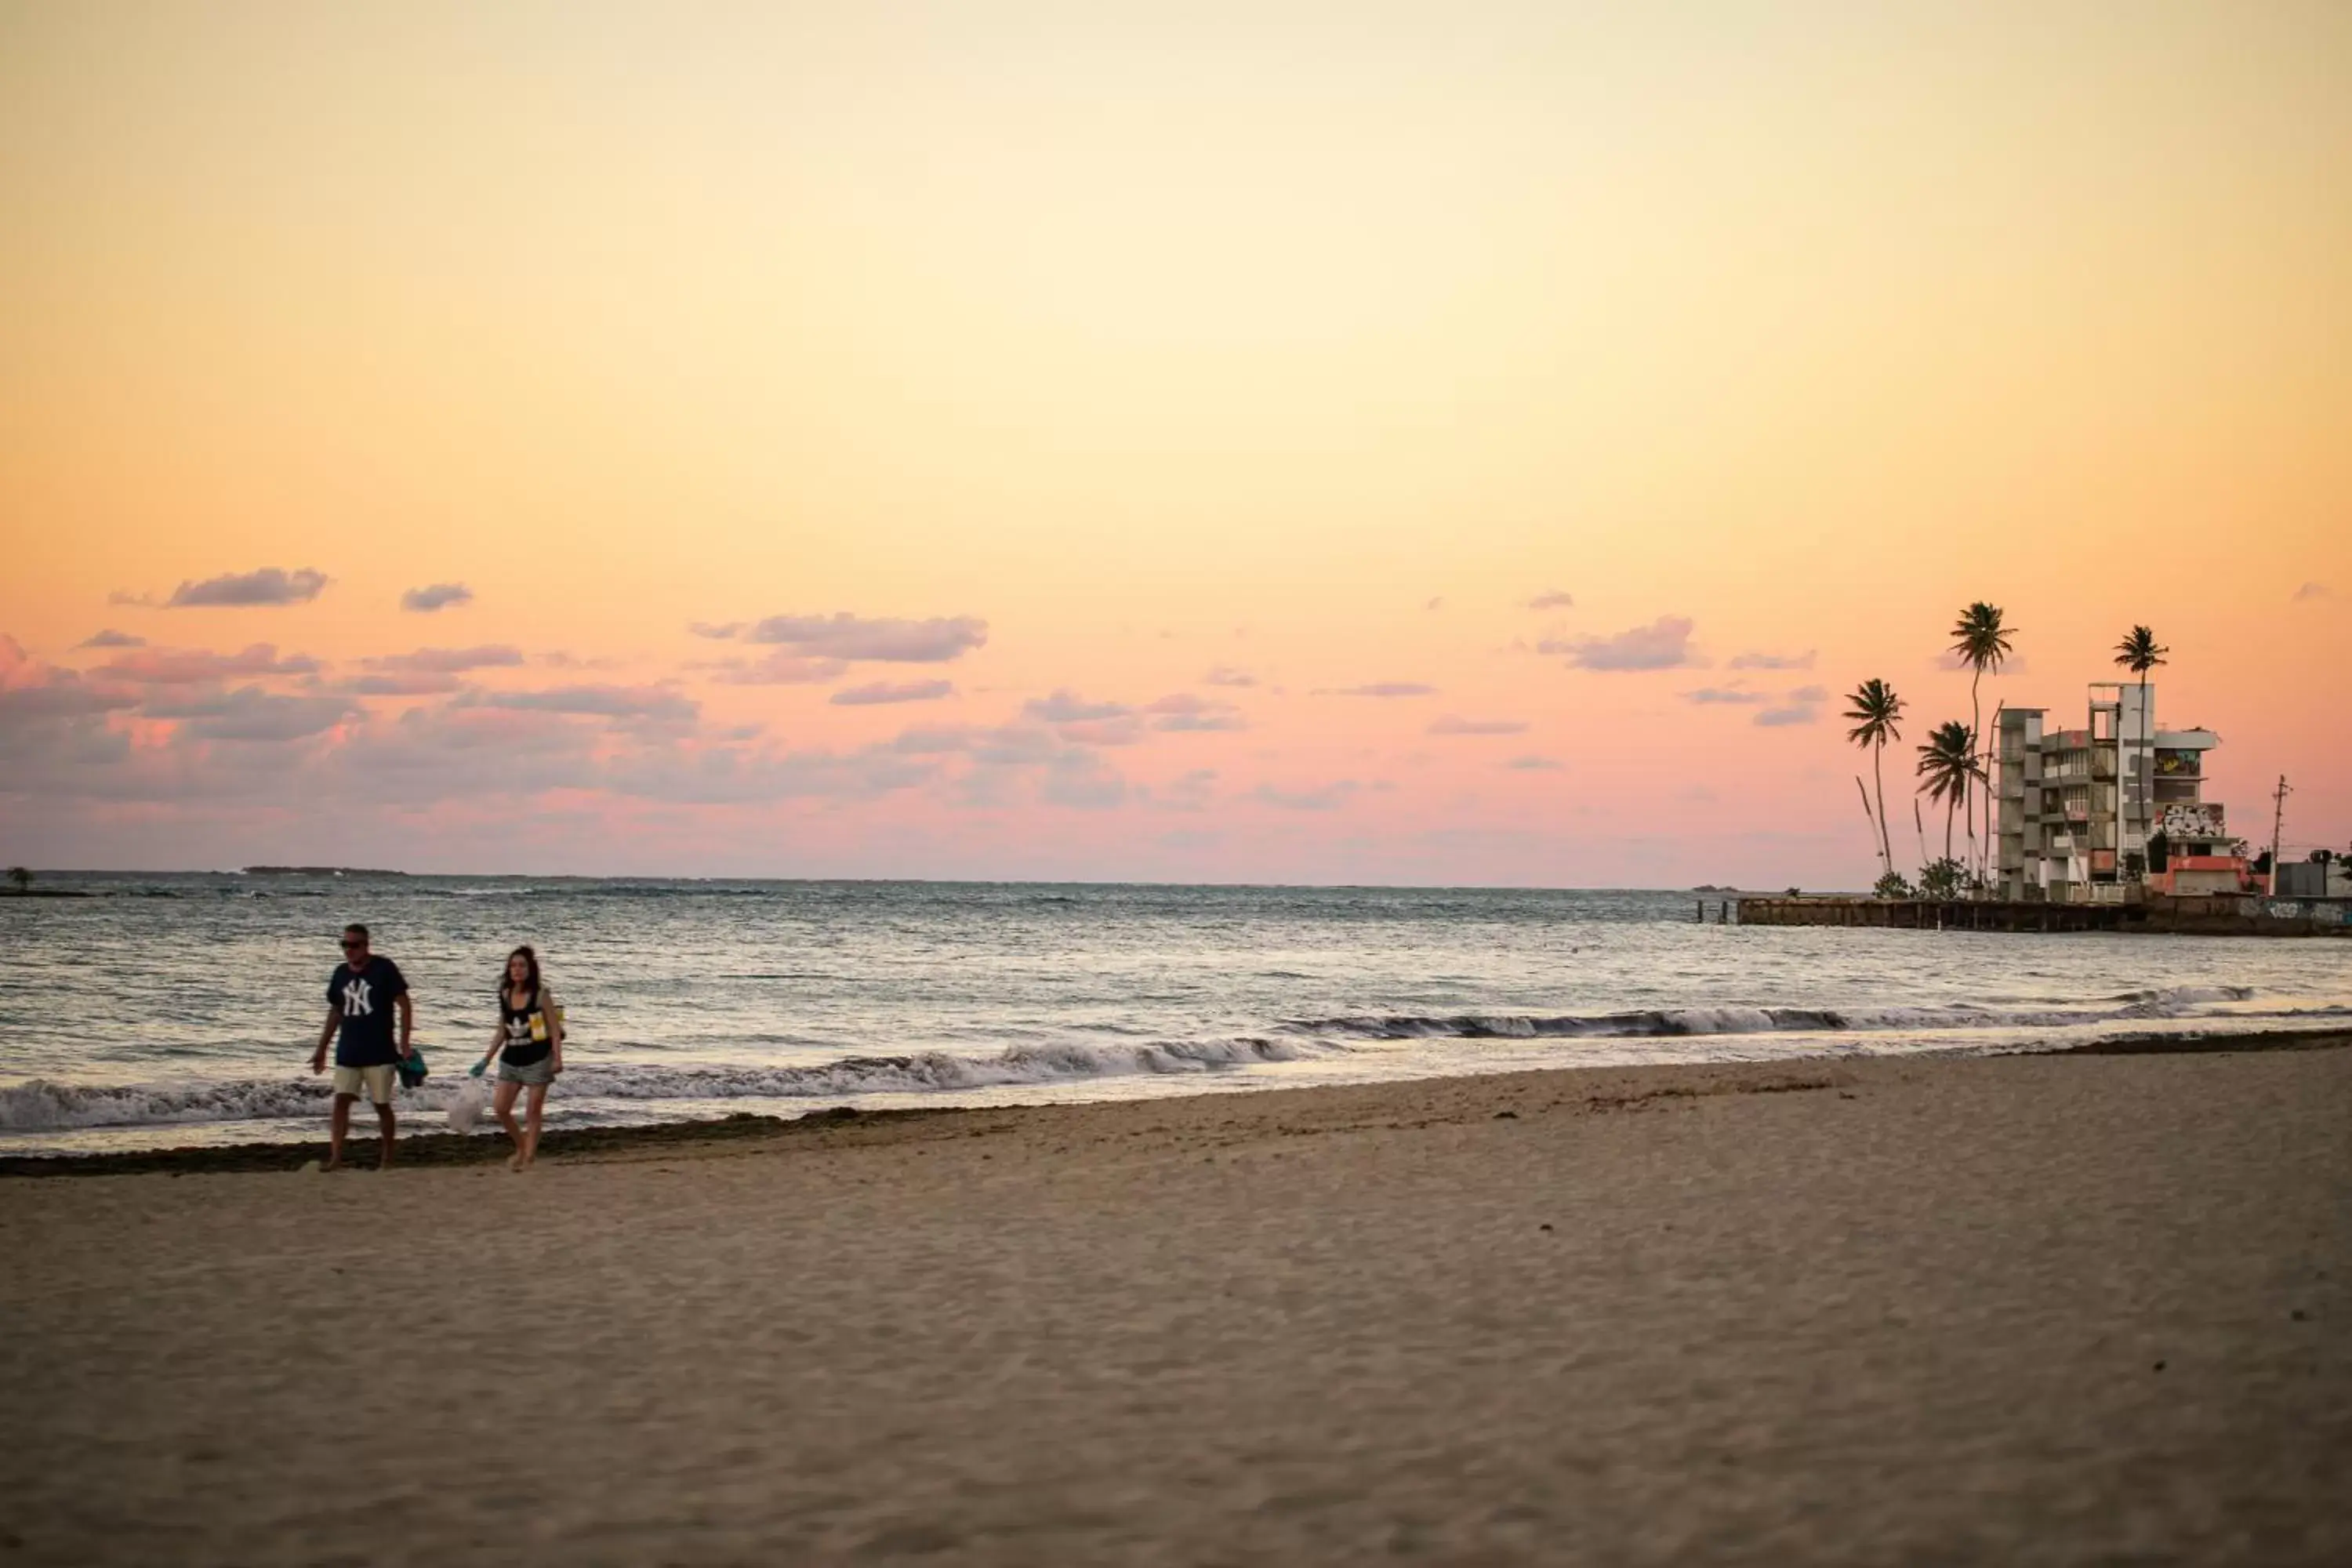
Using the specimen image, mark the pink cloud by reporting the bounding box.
[97,644,321,684]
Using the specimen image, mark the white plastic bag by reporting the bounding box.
[448,1076,488,1134]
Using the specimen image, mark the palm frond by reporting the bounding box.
[2113,625,2169,675]
[1948,601,2016,671]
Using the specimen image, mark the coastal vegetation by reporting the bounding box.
[2114,625,2169,863]
[1842,679,1905,880]
[1915,720,1983,865]
[1844,608,2206,902]
[1947,603,2015,880]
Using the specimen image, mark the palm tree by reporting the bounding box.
[1948,602,2015,884]
[1915,720,1982,864]
[2114,626,2169,852]
[1844,679,1905,878]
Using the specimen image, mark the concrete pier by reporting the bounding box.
[1734,894,2351,936]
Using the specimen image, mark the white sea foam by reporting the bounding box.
[1282,987,2307,1042]
[6,998,2343,1136]
[0,1036,1323,1132]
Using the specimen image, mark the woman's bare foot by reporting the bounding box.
[507,1152,525,1171]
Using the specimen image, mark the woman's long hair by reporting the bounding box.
[501,944,541,1006]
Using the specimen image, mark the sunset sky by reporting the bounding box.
[3,1,2346,884]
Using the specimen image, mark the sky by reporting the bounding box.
[2,1,2347,885]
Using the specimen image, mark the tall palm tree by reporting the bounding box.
[1844,679,1905,877]
[1948,602,2016,882]
[2114,625,2169,856]
[1915,720,1982,863]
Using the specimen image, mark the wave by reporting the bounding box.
[0,1036,1316,1133]
[5,987,2335,1136]
[1284,986,2314,1042]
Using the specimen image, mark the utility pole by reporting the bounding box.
[2269,775,2292,895]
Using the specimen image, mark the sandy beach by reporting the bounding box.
[3,1044,2347,1566]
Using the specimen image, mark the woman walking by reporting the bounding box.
[478,945,564,1170]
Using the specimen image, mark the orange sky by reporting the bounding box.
[2,1,2347,883]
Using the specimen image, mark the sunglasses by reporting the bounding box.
[340,938,368,949]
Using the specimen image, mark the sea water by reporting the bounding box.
[3,873,2347,1156]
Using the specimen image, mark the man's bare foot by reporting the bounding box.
[508,1152,525,1171]
[323,1158,346,1172]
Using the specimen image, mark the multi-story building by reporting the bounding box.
[1994,683,2242,902]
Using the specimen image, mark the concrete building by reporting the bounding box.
[1994,682,2243,902]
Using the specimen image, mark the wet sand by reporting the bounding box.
[2,1045,2347,1565]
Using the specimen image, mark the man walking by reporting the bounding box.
[310,923,413,1170]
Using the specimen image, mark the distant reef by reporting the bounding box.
[241,866,412,878]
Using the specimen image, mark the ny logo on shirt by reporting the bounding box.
[343,978,374,1016]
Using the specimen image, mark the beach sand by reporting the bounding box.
[2,1045,2346,1565]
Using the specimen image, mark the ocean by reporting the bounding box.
[4,873,2347,1156]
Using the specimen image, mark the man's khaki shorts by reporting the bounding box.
[330,1064,397,1104]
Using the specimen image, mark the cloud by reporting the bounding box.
[1040,751,1129,809]
[472,684,699,727]
[96,644,321,684]
[325,704,602,800]
[1319,682,1436,698]
[1728,649,1816,670]
[1755,702,1821,728]
[602,742,938,806]
[364,645,524,674]
[724,612,989,662]
[327,647,524,698]
[1683,687,1766,706]
[831,679,954,706]
[1053,717,1146,746]
[1786,684,1828,702]
[75,630,145,649]
[710,652,851,685]
[2293,582,2330,602]
[1253,780,1361,811]
[1428,715,1530,735]
[1144,693,1247,732]
[1156,768,1218,811]
[1504,755,1563,771]
[1425,597,1444,612]
[1203,666,1258,688]
[400,583,474,613]
[141,686,357,742]
[1547,615,1697,671]
[0,637,141,727]
[887,724,982,756]
[688,622,744,640]
[1025,689,1134,724]
[1526,591,1574,610]
[336,673,466,697]
[162,568,328,608]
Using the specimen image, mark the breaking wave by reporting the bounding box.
[0,1036,1317,1134]
[5,987,2335,1138]
[1283,985,2306,1042]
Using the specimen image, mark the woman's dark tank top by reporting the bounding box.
[501,987,552,1067]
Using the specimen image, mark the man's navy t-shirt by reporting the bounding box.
[327,956,408,1067]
